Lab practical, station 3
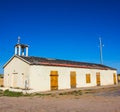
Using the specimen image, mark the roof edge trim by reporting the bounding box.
[3,55,31,68]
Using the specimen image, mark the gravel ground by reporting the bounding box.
[0,85,120,112]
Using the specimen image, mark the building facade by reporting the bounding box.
[3,40,117,92]
[4,55,117,92]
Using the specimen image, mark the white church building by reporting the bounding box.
[3,40,117,92]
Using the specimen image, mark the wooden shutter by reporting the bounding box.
[86,74,91,83]
[50,71,58,90]
[96,72,100,86]
[113,73,117,85]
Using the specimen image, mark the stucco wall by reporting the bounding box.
[4,57,30,88]
[29,65,117,91]
[4,57,117,92]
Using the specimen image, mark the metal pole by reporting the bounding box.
[99,37,103,64]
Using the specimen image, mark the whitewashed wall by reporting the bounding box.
[100,70,116,85]
[4,57,30,88]
[4,57,117,92]
[29,65,117,91]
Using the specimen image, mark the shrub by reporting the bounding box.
[0,89,3,96]
[3,90,23,97]
[34,93,51,96]
[59,90,83,96]
[59,92,67,95]
[0,85,4,87]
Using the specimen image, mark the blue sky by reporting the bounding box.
[0,0,120,73]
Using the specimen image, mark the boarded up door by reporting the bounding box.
[70,71,76,88]
[96,72,100,86]
[50,71,58,90]
[113,73,117,85]
[86,74,91,83]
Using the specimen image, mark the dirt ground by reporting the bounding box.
[0,85,120,112]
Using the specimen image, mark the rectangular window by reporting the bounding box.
[86,74,91,83]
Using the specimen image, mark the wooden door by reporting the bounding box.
[96,72,100,86]
[70,71,76,88]
[50,71,58,90]
[113,73,117,85]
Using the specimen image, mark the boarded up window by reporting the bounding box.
[50,71,58,90]
[70,71,76,88]
[86,74,91,83]
[113,73,117,85]
[96,72,100,86]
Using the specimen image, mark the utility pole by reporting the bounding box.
[99,37,104,64]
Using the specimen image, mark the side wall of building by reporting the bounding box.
[29,65,117,91]
[4,57,30,88]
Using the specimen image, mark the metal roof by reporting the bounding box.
[20,56,116,70]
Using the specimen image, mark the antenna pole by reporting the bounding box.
[99,37,103,64]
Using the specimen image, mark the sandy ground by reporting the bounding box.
[0,85,120,112]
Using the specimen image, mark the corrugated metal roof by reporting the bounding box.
[20,56,116,70]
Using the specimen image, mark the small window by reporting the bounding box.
[86,74,91,83]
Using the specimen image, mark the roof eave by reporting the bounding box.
[30,63,117,70]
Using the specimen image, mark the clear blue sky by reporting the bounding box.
[0,0,120,74]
